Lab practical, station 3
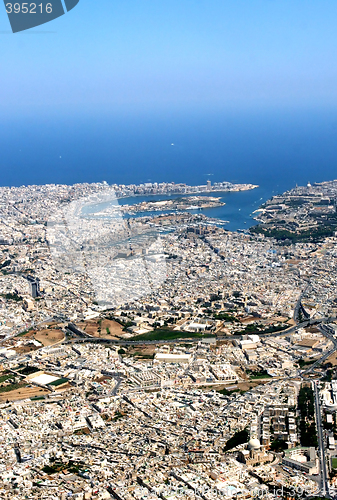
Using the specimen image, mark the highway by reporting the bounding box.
[61,316,337,348]
[313,380,330,497]
[293,283,311,322]
[302,324,337,377]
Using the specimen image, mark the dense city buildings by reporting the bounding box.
[1,179,337,499]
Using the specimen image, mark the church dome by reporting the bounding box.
[248,438,261,450]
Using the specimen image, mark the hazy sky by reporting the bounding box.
[1,0,337,117]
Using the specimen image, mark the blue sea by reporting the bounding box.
[116,192,263,232]
[2,107,337,231]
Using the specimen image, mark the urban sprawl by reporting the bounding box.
[1,179,337,500]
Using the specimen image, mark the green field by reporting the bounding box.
[0,373,14,384]
[48,378,69,386]
[0,383,26,394]
[129,329,215,342]
[332,458,337,469]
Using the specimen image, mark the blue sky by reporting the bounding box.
[1,0,337,116]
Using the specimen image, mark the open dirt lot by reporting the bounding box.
[200,379,270,393]
[101,319,124,336]
[236,380,270,391]
[14,344,40,355]
[127,345,156,358]
[34,329,65,346]
[1,327,64,354]
[77,319,124,339]
[0,386,49,402]
[325,352,337,366]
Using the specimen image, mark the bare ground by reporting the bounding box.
[0,386,49,402]
[34,329,64,346]
[77,319,124,339]
[325,352,337,366]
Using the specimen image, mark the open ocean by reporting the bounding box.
[2,107,337,231]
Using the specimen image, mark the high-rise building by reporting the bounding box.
[27,276,40,298]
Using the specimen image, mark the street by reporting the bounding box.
[314,380,330,497]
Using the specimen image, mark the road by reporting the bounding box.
[61,316,337,348]
[313,380,330,497]
[293,283,311,322]
[111,377,122,396]
[302,324,337,376]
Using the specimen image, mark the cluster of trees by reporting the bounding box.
[108,315,133,331]
[270,438,288,452]
[18,365,39,375]
[216,387,241,396]
[1,292,22,302]
[246,369,271,379]
[236,323,288,336]
[43,459,86,475]
[251,224,335,243]
[213,312,238,322]
[298,386,318,447]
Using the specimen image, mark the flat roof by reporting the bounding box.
[30,374,59,385]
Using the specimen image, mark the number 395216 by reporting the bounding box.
[5,3,53,13]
